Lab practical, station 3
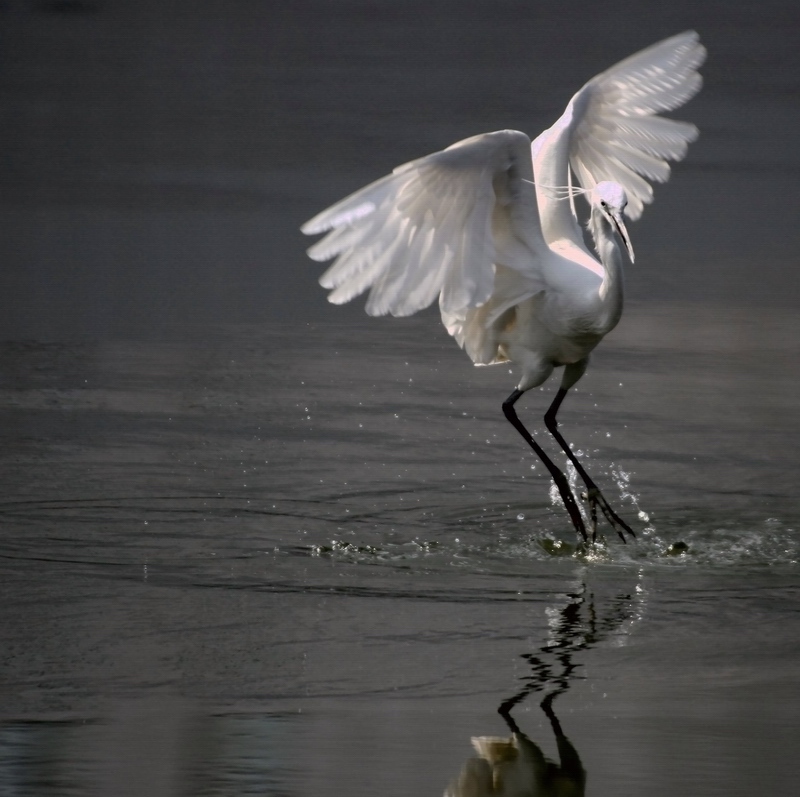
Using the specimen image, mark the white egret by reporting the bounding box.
[301,31,706,543]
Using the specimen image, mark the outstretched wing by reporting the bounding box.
[301,130,545,319]
[569,30,706,220]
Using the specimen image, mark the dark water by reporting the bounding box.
[1,2,799,795]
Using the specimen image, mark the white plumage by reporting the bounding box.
[302,31,706,542]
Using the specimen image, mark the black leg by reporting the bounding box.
[544,388,635,543]
[503,389,588,542]
[541,695,585,785]
[540,692,564,737]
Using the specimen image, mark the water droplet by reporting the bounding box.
[517,513,525,521]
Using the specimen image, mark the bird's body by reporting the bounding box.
[302,32,706,542]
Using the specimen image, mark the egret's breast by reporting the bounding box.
[500,296,604,369]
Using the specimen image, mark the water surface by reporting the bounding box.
[1,313,797,795]
[1,2,799,795]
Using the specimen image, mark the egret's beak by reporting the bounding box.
[610,211,635,263]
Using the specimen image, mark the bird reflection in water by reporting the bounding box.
[445,583,638,796]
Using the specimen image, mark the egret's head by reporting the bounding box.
[591,181,635,263]
[591,181,628,215]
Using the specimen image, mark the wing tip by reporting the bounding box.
[301,201,377,237]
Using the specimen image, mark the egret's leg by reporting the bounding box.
[503,389,588,542]
[541,694,585,786]
[543,388,635,542]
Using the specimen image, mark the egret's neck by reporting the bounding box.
[531,89,591,247]
[589,207,625,330]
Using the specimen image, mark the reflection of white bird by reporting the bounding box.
[446,696,585,797]
[444,727,584,797]
[302,32,705,542]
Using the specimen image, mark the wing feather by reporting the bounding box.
[302,130,545,321]
[569,30,706,219]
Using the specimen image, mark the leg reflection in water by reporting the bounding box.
[443,695,585,797]
[445,584,638,796]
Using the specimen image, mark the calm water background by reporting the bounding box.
[1,2,798,795]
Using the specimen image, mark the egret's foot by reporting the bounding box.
[552,474,589,544]
[580,487,635,543]
[568,510,589,545]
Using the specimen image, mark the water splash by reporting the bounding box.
[291,494,798,572]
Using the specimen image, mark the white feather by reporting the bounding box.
[306,129,548,326]
[567,30,706,220]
